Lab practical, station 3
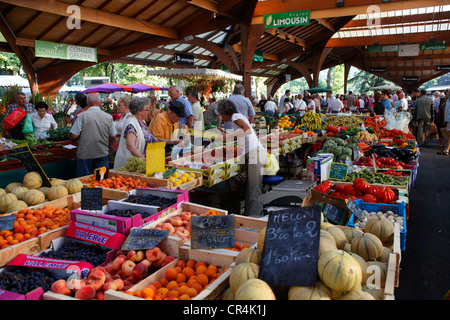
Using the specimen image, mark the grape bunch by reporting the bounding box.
[104,209,152,219]
[124,194,177,209]
[39,241,110,267]
[116,157,146,173]
[0,267,57,294]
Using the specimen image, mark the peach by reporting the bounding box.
[145,247,162,262]
[116,270,124,278]
[123,280,133,287]
[179,212,191,221]
[171,217,183,227]
[152,252,167,268]
[127,250,138,261]
[67,278,86,292]
[126,249,145,262]
[160,222,175,233]
[140,259,152,269]
[87,269,106,291]
[121,260,136,277]
[105,274,114,283]
[115,250,126,257]
[75,284,96,300]
[104,264,116,275]
[51,279,72,296]
[103,281,119,292]
[162,255,176,267]
[113,278,124,291]
[135,250,145,262]
[174,227,190,239]
[131,262,148,282]
[112,255,127,271]
[95,291,105,300]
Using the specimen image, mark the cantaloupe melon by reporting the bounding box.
[234,279,276,300]
[50,178,66,186]
[5,182,22,193]
[0,193,18,213]
[38,187,50,199]
[365,216,395,242]
[23,189,46,206]
[324,226,347,250]
[229,262,260,294]
[7,200,28,213]
[0,188,6,196]
[235,247,261,266]
[351,233,383,261]
[288,280,332,300]
[221,287,235,300]
[23,172,43,189]
[344,227,363,243]
[366,261,388,288]
[64,178,83,194]
[11,185,29,200]
[47,185,69,201]
[338,290,376,300]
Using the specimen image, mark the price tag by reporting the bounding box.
[323,203,343,224]
[346,199,363,219]
[0,215,16,231]
[258,205,321,287]
[190,215,235,250]
[11,144,52,187]
[95,167,108,181]
[328,162,349,181]
[81,187,103,211]
[121,228,170,251]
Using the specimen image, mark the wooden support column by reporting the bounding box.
[239,0,260,97]
[285,60,313,88]
[312,41,332,87]
[344,61,352,94]
[0,13,37,94]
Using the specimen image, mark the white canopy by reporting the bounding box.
[425,85,450,92]
[146,68,242,82]
[0,75,29,87]
[369,84,402,91]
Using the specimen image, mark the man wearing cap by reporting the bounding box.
[148,100,186,153]
[168,85,193,128]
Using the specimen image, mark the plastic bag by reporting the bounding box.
[21,113,34,134]
[3,108,27,132]
[263,153,279,175]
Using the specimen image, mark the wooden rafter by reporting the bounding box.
[2,0,179,39]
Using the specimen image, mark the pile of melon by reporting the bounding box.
[221,211,397,301]
[0,172,83,213]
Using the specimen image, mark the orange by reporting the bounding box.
[197,274,209,286]
[165,267,178,281]
[141,288,155,299]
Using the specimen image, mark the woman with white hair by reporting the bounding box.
[114,97,157,169]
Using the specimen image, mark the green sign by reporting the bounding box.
[420,42,446,51]
[253,50,263,62]
[263,10,310,29]
[368,45,398,53]
[35,40,98,62]
[328,162,349,181]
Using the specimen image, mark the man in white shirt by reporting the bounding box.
[433,91,441,111]
[307,96,316,113]
[398,92,408,111]
[263,96,277,117]
[358,96,365,110]
[326,92,343,114]
[188,90,204,130]
[278,89,291,114]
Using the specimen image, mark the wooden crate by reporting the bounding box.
[141,202,228,258]
[105,251,235,300]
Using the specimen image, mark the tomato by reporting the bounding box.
[343,185,356,196]
[362,194,377,203]
[334,184,346,193]
[365,185,379,196]
[376,186,397,203]
[353,178,371,193]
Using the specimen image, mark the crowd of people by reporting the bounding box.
[2,83,450,215]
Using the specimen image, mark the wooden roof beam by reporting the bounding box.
[252,0,450,23]
[264,29,307,48]
[326,31,450,47]
[3,0,179,39]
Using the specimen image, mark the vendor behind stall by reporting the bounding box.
[30,102,58,140]
[3,91,35,140]
[218,99,268,217]
[148,100,186,155]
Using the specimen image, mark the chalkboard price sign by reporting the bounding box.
[11,144,52,187]
[346,199,363,219]
[328,162,349,181]
[0,214,16,231]
[323,203,343,224]
[81,187,103,211]
[258,205,321,287]
[190,215,235,250]
[121,228,170,251]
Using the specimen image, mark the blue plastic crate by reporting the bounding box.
[347,200,407,251]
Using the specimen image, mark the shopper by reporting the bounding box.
[414,89,434,146]
[220,84,255,129]
[278,89,291,114]
[168,85,193,128]
[437,91,450,155]
[30,101,58,140]
[146,95,161,126]
[115,97,131,136]
[217,99,267,217]
[371,92,385,116]
[204,97,219,126]
[70,93,117,177]
[114,97,157,169]
[72,92,87,123]
[188,90,204,130]
[3,91,35,139]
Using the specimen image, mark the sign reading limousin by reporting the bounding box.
[263,10,310,29]
[34,40,97,62]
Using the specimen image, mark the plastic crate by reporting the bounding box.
[347,200,406,251]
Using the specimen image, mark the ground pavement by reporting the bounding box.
[395,139,450,300]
